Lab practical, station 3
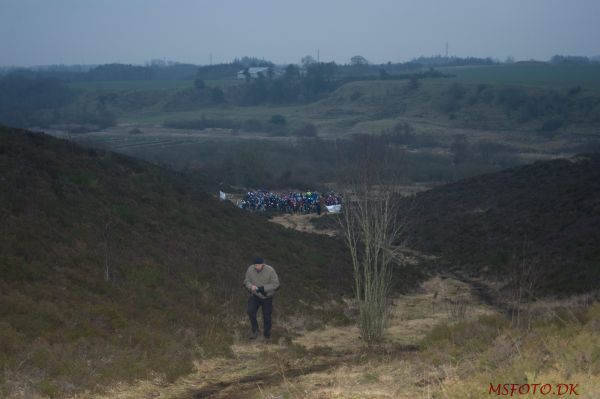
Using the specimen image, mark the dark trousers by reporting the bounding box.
[247,295,273,337]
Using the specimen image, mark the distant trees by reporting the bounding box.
[450,134,469,165]
[234,56,274,68]
[210,86,225,104]
[539,117,564,134]
[194,77,205,90]
[87,63,153,80]
[549,55,591,65]
[0,72,121,130]
[293,122,318,137]
[195,63,242,80]
[411,55,497,67]
[0,73,105,129]
[270,114,286,126]
[440,83,467,113]
[301,55,317,68]
[350,55,369,66]
[240,62,338,105]
[407,75,420,90]
[303,62,337,98]
[242,72,268,104]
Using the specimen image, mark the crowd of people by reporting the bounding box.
[238,190,342,214]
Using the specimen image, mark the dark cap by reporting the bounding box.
[253,257,264,265]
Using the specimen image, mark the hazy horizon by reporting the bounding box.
[1,0,599,67]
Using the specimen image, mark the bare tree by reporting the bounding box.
[336,136,407,343]
[102,209,118,282]
[506,239,541,330]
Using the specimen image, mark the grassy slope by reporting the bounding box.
[61,65,600,192]
[63,64,600,138]
[69,80,195,91]
[0,125,352,397]
[440,63,600,89]
[403,154,600,294]
[115,65,600,136]
[422,302,600,398]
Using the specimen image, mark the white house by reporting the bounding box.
[236,67,271,79]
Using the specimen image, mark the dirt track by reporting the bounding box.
[269,213,337,236]
[81,275,497,399]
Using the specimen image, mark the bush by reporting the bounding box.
[194,78,205,90]
[350,91,363,101]
[128,127,143,135]
[445,83,467,100]
[568,85,582,96]
[210,86,225,104]
[270,114,287,126]
[385,122,416,146]
[540,117,565,133]
[164,117,239,130]
[294,122,318,137]
[241,118,263,132]
[440,83,467,113]
[407,75,420,90]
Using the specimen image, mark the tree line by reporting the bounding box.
[0,73,116,130]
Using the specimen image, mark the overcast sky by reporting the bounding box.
[1,0,599,66]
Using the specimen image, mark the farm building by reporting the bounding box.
[237,67,271,79]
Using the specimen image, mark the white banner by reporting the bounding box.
[326,204,342,213]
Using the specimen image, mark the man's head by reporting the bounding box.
[253,257,264,271]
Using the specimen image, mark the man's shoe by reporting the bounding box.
[248,330,259,340]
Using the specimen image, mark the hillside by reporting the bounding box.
[0,125,352,398]
[403,154,600,294]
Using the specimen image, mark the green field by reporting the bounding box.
[60,63,600,191]
[69,79,194,91]
[69,78,242,92]
[440,64,600,89]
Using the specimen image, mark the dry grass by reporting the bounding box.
[0,127,355,399]
[269,214,337,237]
[60,277,600,399]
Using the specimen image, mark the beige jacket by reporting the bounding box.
[243,264,280,299]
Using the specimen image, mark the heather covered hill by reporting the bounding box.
[0,125,351,397]
[403,154,600,294]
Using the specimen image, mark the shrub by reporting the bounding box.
[445,83,467,100]
[350,91,363,101]
[164,117,239,130]
[111,204,136,225]
[422,314,508,363]
[128,127,143,135]
[568,85,582,96]
[210,86,225,104]
[294,122,318,137]
[440,83,467,113]
[407,75,420,90]
[540,117,565,133]
[194,78,205,90]
[270,114,287,126]
[497,86,527,108]
[241,118,263,132]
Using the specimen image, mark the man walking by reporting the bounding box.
[244,257,280,340]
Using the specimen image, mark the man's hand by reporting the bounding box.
[251,285,258,292]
